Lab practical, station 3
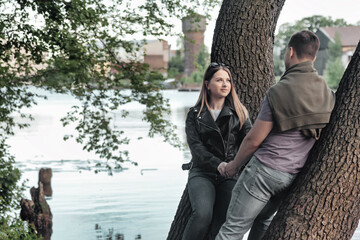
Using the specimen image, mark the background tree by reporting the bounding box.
[197,44,211,71]
[273,49,285,78]
[180,44,210,85]
[168,37,185,80]
[325,32,345,89]
[168,49,185,79]
[0,0,219,236]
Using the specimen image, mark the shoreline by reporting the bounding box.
[177,83,201,92]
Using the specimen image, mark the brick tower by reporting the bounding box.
[182,14,206,77]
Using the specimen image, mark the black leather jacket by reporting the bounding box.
[185,102,252,173]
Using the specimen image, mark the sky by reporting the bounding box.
[167,0,360,50]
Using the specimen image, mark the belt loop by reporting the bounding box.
[181,162,193,171]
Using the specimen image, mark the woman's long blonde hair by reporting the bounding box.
[195,63,248,128]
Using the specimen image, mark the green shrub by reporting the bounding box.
[325,58,345,89]
[324,32,345,90]
[181,69,205,84]
[0,139,39,239]
[0,216,40,240]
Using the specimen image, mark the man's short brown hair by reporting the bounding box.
[288,30,320,59]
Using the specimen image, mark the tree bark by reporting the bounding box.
[167,1,286,239]
[264,42,360,239]
[167,186,191,240]
[211,0,285,122]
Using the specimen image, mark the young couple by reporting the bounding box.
[181,30,335,240]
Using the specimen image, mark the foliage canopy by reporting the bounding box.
[0,0,219,235]
[0,0,219,170]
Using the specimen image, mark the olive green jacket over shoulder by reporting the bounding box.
[266,61,335,138]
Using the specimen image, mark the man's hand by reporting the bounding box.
[217,162,228,177]
[218,161,239,178]
[222,119,273,177]
[225,160,240,177]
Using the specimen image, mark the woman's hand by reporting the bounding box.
[217,162,228,177]
[224,161,240,177]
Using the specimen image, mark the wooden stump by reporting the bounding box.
[20,176,53,240]
[39,168,52,197]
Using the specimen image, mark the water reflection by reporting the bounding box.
[95,223,130,240]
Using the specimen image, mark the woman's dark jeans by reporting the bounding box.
[182,168,237,240]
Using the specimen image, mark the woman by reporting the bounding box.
[182,62,252,240]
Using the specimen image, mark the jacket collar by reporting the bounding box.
[281,61,315,79]
[194,100,235,127]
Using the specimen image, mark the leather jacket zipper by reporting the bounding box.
[198,120,226,156]
[225,118,233,161]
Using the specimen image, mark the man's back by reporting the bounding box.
[254,96,315,174]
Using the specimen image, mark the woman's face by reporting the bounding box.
[206,69,231,100]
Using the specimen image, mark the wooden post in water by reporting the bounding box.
[20,169,53,240]
[39,168,53,197]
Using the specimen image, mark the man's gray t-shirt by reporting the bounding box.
[254,96,316,174]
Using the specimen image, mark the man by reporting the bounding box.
[215,30,335,240]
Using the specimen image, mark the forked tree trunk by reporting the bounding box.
[167,0,286,239]
[264,42,360,239]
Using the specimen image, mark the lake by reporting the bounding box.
[7,88,360,239]
[8,88,194,239]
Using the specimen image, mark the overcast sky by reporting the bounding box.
[167,0,360,49]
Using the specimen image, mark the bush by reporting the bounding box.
[325,58,345,90]
[0,139,24,215]
[0,216,40,240]
[181,69,205,84]
[0,139,39,239]
[324,33,345,90]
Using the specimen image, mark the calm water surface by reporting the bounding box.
[8,88,360,239]
[9,89,194,239]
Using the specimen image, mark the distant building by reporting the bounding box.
[315,26,360,75]
[143,40,170,77]
[110,39,170,78]
[182,14,206,77]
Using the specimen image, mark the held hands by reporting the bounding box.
[217,162,228,176]
[217,161,240,178]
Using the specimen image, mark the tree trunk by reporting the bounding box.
[264,42,360,239]
[211,0,285,122]
[167,1,285,239]
[167,186,191,240]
